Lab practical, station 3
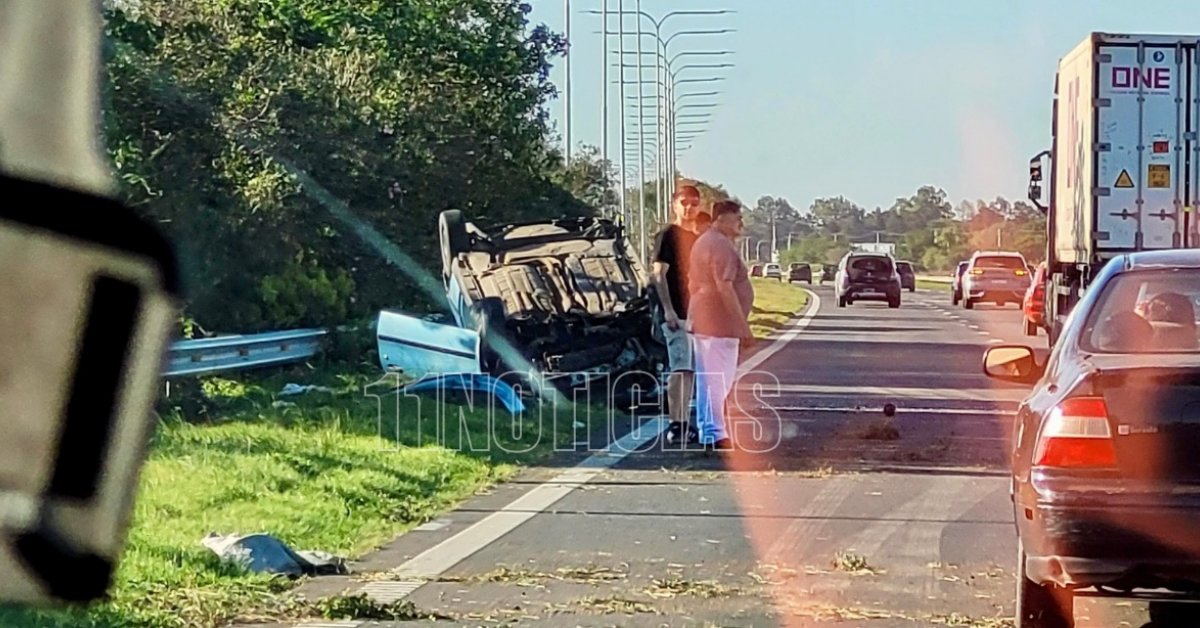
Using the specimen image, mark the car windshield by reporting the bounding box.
[972,256,1025,269]
[896,262,913,272]
[1083,269,1200,353]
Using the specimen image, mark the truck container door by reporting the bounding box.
[1096,42,1188,251]
[1191,41,1200,246]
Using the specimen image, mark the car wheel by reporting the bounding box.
[1024,319,1038,336]
[1016,546,1073,628]
[837,295,847,308]
[888,296,901,309]
[964,299,975,310]
[952,292,960,305]
[439,209,469,279]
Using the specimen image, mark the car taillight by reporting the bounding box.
[1033,397,1117,468]
[1015,269,1027,276]
[970,268,984,275]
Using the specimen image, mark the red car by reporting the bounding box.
[1022,262,1047,336]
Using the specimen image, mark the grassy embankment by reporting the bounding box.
[748,278,812,340]
[2,282,811,627]
[0,359,583,627]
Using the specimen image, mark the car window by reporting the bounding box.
[972,256,1025,269]
[849,257,892,272]
[1082,270,1200,353]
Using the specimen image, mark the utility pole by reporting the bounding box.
[617,0,626,229]
[600,0,608,217]
[635,0,646,263]
[770,212,777,261]
[564,0,572,165]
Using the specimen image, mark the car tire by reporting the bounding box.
[964,298,974,310]
[439,209,469,280]
[837,295,847,308]
[1024,319,1038,336]
[888,296,901,309]
[952,292,960,306]
[1016,546,1073,628]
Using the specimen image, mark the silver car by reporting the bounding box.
[962,251,1032,309]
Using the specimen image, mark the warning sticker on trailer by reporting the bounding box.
[1114,169,1135,188]
[1148,164,1171,188]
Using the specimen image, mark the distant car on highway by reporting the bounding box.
[750,264,764,278]
[951,261,969,305]
[819,264,836,284]
[764,263,782,280]
[983,249,1200,628]
[895,260,916,292]
[787,263,812,284]
[1022,261,1048,337]
[961,251,1031,309]
[834,252,901,308]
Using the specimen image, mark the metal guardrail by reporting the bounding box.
[918,274,954,284]
[163,328,327,377]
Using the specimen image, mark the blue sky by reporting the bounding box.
[530,0,1200,212]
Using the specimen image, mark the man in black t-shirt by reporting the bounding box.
[651,185,703,445]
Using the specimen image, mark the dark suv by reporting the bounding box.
[787,263,812,284]
[834,252,901,308]
[895,260,916,292]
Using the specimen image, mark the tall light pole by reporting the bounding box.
[617,0,626,230]
[564,0,571,165]
[600,0,607,217]
[616,64,730,225]
[634,0,646,265]
[587,9,734,197]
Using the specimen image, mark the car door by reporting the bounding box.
[376,310,483,378]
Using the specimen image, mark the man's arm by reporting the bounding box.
[715,279,753,339]
[652,262,682,328]
[650,230,682,329]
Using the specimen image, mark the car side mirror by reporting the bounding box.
[983,345,1042,383]
[0,174,180,604]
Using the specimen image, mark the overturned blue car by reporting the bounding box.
[377,210,668,409]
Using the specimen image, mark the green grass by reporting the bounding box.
[748,278,811,340]
[0,365,582,628]
[917,278,952,292]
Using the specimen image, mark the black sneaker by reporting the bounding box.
[665,422,700,446]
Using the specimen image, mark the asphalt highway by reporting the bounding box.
[246,285,1166,627]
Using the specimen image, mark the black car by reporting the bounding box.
[951,261,969,305]
[787,263,812,284]
[834,252,901,308]
[895,260,916,292]
[819,264,837,284]
[983,249,1200,627]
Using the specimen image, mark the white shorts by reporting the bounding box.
[661,321,694,372]
[692,334,740,444]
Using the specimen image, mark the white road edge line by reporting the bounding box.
[740,290,822,375]
[366,289,821,588]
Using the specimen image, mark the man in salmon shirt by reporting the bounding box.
[687,200,754,451]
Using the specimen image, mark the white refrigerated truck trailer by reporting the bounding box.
[1029,32,1200,342]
